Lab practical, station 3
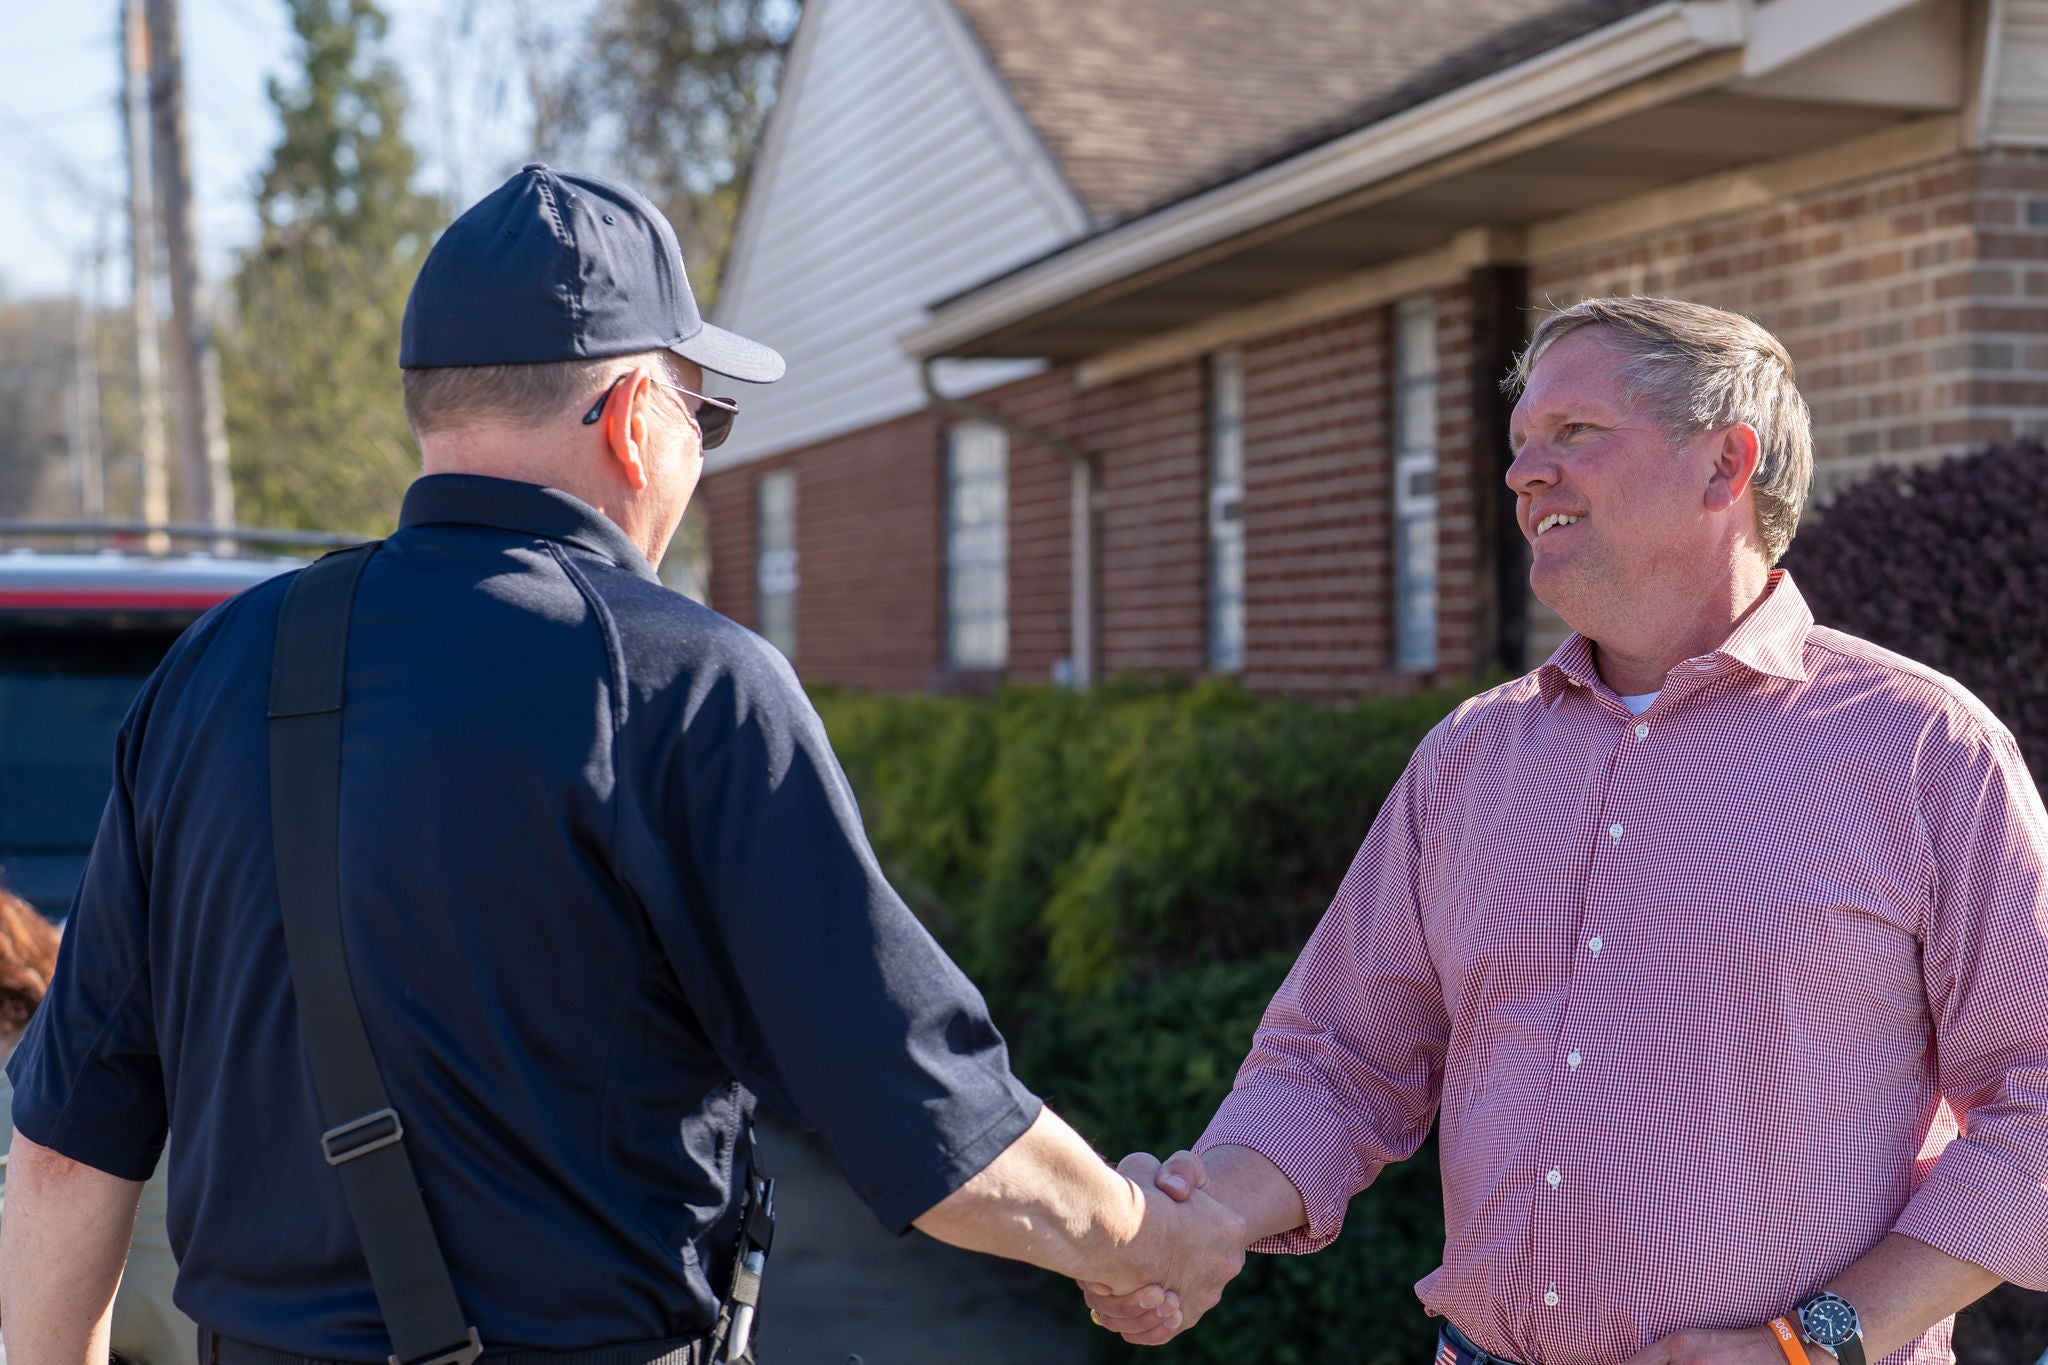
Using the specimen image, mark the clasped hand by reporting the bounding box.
[1079,1150,1242,1347]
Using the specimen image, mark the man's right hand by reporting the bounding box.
[1082,1150,1242,1346]
[1085,1144,1309,1346]
[1089,1154,1228,1342]
[911,1107,1246,1336]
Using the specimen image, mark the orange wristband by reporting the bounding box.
[1768,1318,1808,1365]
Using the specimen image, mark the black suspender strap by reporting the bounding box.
[268,544,483,1365]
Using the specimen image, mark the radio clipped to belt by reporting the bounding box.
[709,1126,776,1365]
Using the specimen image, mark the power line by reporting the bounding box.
[0,100,124,211]
[0,94,122,133]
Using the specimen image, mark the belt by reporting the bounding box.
[198,1328,709,1365]
[1437,1319,1524,1365]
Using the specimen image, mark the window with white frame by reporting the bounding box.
[756,470,798,660]
[1208,348,1246,672]
[1392,297,1438,672]
[946,421,1008,670]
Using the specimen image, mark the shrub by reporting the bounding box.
[816,678,1465,1009]
[1783,440,2048,780]
[812,679,1472,1361]
[1016,954,1443,1365]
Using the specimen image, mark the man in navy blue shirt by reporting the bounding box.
[0,167,1243,1365]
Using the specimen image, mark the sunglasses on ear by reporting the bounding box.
[583,372,740,450]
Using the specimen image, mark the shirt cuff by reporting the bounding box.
[1197,1076,1374,1254]
[864,1083,1043,1235]
[1893,1132,2048,1291]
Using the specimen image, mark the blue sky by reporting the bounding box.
[0,0,596,304]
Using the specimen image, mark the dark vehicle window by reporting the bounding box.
[0,623,189,915]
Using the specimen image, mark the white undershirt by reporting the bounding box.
[1620,691,1660,715]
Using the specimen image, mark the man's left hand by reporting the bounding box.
[1617,1327,1815,1365]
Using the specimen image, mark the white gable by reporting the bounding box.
[707,0,1087,470]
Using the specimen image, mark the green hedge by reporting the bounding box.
[812,678,1470,1362]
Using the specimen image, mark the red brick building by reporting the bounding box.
[703,0,2048,694]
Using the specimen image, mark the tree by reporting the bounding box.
[544,0,801,305]
[222,0,442,534]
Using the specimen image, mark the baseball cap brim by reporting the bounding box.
[672,322,786,384]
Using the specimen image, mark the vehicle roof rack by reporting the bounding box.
[0,520,365,553]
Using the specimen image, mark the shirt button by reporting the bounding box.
[1545,1288,1560,1307]
[1567,1050,1582,1069]
[1610,822,1624,841]
[1588,935,1603,956]
[1634,722,1649,739]
[1546,1167,1561,1188]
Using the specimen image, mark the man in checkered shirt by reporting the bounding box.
[1083,297,2048,1365]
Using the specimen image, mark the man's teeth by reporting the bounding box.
[1537,514,1582,536]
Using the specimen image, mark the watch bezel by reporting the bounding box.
[1797,1291,1861,1349]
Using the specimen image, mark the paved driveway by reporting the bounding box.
[753,1121,1095,1365]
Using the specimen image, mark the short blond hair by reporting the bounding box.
[1508,297,1814,563]
[402,351,686,436]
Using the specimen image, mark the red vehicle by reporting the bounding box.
[0,524,356,915]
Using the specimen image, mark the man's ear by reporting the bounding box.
[603,369,652,492]
[1704,422,1762,513]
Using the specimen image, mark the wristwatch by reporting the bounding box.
[1796,1291,1866,1365]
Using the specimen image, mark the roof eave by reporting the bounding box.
[902,0,1748,360]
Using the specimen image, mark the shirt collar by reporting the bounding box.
[1537,568,1815,705]
[398,474,661,583]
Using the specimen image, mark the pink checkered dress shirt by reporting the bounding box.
[1199,572,2048,1365]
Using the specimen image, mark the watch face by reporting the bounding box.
[1801,1294,1860,1346]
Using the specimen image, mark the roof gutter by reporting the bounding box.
[903,0,1747,359]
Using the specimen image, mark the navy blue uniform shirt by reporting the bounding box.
[9,475,1040,1358]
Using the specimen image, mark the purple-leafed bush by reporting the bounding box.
[1788,443,2048,1363]
[1783,440,2048,784]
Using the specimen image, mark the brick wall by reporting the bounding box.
[1524,146,2048,657]
[702,406,946,690]
[1432,282,1482,684]
[704,152,2048,697]
[1236,309,1392,694]
[717,291,1491,700]
[968,369,1081,683]
[1533,149,2048,493]
[1085,362,1211,678]
[975,360,1211,682]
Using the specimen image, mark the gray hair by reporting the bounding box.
[1507,297,1814,563]
[402,350,688,436]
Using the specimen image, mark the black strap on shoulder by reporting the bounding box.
[268,543,483,1365]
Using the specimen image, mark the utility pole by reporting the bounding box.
[122,0,170,551]
[145,0,234,542]
[69,255,107,521]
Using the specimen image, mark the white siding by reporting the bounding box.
[709,0,1087,470]
[1988,0,2048,144]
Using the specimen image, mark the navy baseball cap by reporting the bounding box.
[400,164,784,383]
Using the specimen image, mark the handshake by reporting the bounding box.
[916,1113,1300,1347]
[1076,1149,1246,1348]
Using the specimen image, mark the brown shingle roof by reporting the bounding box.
[948,0,1663,226]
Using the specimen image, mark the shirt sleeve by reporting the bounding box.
[1892,716,2048,1291]
[7,689,168,1182]
[1197,739,1448,1253]
[643,636,1039,1234]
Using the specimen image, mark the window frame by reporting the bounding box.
[944,420,1009,672]
[755,469,798,660]
[1207,347,1247,674]
[1391,297,1439,673]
